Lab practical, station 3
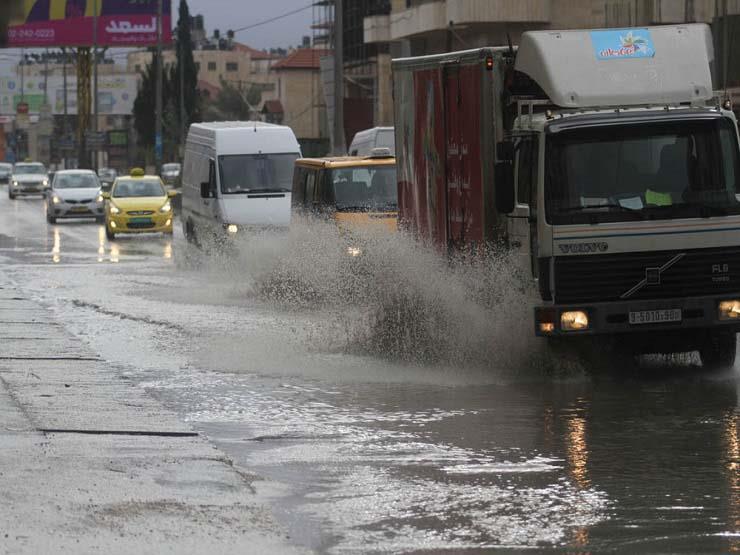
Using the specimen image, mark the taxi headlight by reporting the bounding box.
[718,300,740,320]
[52,195,61,204]
[347,246,362,257]
[159,201,172,213]
[109,204,121,215]
[561,310,589,331]
[226,224,238,234]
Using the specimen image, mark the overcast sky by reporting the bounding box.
[185,0,314,50]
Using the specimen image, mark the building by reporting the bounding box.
[363,0,740,123]
[272,48,329,156]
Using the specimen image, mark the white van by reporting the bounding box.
[348,127,395,156]
[181,121,301,242]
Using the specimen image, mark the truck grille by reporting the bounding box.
[554,247,740,303]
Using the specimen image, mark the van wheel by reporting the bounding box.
[700,332,737,369]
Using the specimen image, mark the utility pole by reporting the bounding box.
[93,0,99,171]
[155,0,164,172]
[332,0,345,155]
[723,0,729,91]
[62,48,68,168]
[179,33,185,153]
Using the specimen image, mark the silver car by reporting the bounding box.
[46,170,105,224]
[10,162,48,198]
[161,163,181,187]
[0,163,12,184]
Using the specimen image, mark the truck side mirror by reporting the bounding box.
[200,182,211,199]
[495,161,515,214]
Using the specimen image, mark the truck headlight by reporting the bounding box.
[718,300,740,320]
[109,204,121,215]
[561,310,589,331]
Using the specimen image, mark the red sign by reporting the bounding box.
[16,102,29,115]
[8,0,172,48]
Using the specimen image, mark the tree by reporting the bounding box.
[174,0,200,135]
[133,51,176,162]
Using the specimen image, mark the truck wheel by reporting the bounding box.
[699,332,737,369]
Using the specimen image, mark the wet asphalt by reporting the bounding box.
[0,189,737,553]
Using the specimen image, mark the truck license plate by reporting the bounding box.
[629,309,682,325]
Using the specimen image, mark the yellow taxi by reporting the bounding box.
[291,149,397,255]
[102,169,176,240]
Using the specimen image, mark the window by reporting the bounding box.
[195,62,201,72]
[207,61,217,71]
[226,62,238,72]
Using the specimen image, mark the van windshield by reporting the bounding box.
[331,166,397,211]
[218,153,298,194]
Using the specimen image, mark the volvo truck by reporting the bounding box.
[392,24,740,367]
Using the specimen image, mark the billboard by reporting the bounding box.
[0,75,138,116]
[8,0,171,47]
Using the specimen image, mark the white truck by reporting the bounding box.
[392,24,740,367]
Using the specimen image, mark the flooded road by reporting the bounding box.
[0,192,737,553]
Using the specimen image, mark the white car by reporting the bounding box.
[10,162,48,199]
[46,170,105,224]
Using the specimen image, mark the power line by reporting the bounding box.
[232,3,313,34]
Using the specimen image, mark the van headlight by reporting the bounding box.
[159,201,172,213]
[109,204,121,215]
[560,310,589,331]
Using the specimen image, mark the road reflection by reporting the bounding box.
[52,228,60,263]
[725,409,739,552]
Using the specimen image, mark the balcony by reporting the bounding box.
[390,0,550,40]
[447,0,550,25]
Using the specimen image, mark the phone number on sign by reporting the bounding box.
[8,29,55,40]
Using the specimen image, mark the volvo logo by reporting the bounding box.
[558,242,609,254]
[621,253,686,299]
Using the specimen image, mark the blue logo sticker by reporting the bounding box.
[591,29,655,60]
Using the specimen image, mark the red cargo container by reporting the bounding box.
[392,48,510,251]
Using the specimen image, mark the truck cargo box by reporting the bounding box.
[392,48,510,251]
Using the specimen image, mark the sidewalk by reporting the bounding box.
[0,284,302,554]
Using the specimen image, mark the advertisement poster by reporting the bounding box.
[8,0,171,47]
[0,75,138,116]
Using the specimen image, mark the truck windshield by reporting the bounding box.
[218,153,298,194]
[331,166,397,211]
[546,118,740,224]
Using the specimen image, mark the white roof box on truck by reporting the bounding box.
[515,24,714,108]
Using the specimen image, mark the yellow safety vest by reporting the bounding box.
[645,189,672,206]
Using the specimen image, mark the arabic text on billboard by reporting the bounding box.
[8,0,172,47]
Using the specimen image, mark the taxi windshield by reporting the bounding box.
[113,179,164,198]
[14,164,46,175]
[55,174,99,189]
[331,166,397,211]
